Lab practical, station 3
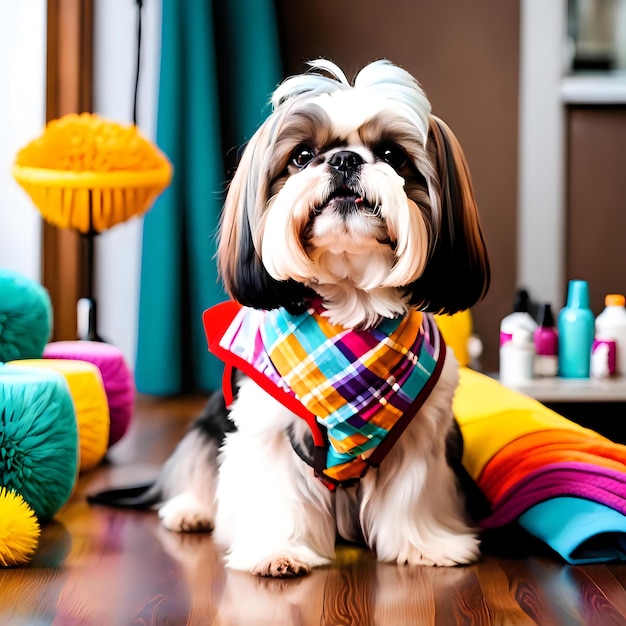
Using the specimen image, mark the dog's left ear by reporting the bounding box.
[408,116,490,314]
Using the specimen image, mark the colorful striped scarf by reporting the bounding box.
[204,301,446,487]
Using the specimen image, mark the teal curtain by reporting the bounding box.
[135,0,282,394]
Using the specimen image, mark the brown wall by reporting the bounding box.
[274,0,520,371]
[567,106,626,315]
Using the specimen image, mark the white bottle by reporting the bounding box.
[500,327,535,385]
[595,294,626,376]
[500,289,537,346]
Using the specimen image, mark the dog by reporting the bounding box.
[91,59,490,577]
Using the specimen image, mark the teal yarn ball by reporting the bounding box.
[0,365,78,519]
[0,269,52,363]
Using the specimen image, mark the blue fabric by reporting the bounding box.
[519,496,626,564]
[136,0,282,394]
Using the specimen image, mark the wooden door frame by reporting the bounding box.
[44,0,93,340]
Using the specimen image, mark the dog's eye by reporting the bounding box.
[291,145,315,169]
[379,145,407,171]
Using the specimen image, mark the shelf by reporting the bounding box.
[561,73,626,104]
[489,373,626,403]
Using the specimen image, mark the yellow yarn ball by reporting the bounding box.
[0,487,41,567]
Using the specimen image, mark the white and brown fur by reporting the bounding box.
[91,60,490,577]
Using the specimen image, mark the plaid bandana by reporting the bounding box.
[204,301,446,488]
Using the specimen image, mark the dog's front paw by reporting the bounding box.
[395,533,480,567]
[224,545,331,578]
[252,556,311,578]
[158,492,214,533]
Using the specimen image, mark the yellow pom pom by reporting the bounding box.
[0,487,41,567]
[12,113,172,233]
[14,113,169,173]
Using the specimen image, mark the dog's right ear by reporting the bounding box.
[217,123,312,312]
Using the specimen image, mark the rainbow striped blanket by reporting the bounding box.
[203,301,446,488]
[455,368,626,564]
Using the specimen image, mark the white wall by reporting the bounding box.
[518,0,567,309]
[0,2,46,283]
[93,0,161,367]
[0,1,161,368]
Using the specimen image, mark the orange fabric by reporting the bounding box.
[479,429,626,503]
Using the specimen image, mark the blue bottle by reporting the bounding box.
[558,280,595,378]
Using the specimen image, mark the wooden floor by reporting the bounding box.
[3,394,626,626]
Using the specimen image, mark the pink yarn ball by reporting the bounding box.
[43,341,134,446]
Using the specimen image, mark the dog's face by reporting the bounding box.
[218,60,490,329]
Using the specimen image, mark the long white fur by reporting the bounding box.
[259,126,432,327]
[157,60,483,577]
[160,353,480,573]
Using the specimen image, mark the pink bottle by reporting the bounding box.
[534,303,558,377]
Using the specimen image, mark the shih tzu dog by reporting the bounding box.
[91,59,490,577]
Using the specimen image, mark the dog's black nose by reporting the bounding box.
[328,151,363,175]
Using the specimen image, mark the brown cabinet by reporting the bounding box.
[566,106,626,315]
